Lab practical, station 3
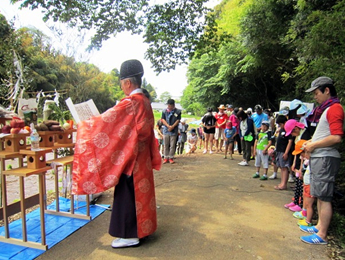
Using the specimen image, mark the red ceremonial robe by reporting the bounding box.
[72,92,162,238]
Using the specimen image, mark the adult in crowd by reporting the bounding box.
[252,104,269,133]
[201,107,216,154]
[214,104,228,152]
[161,99,181,164]
[300,76,344,245]
[72,59,161,248]
[233,107,242,155]
[246,107,253,117]
[264,108,275,133]
[237,109,255,166]
[226,104,233,117]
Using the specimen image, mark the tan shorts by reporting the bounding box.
[214,128,225,140]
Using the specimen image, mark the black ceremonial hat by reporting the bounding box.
[120,59,144,80]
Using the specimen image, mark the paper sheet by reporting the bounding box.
[65,98,100,124]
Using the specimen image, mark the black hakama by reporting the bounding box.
[109,174,138,238]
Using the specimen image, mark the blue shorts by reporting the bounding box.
[275,151,290,168]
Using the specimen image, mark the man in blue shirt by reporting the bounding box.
[251,104,269,133]
[161,99,181,164]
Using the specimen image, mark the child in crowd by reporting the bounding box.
[284,119,310,211]
[294,149,314,227]
[155,119,164,157]
[197,126,204,149]
[177,118,188,155]
[268,122,281,179]
[223,121,236,159]
[252,121,272,180]
[185,128,198,155]
[284,139,307,212]
[289,140,314,227]
[297,154,314,227]
[274,115,294,190]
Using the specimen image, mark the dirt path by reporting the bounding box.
[33,150,329,259]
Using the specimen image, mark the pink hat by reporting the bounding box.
[284,119,305,136]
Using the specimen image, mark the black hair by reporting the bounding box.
[276,115,287,124]
[207,107,213,113]
[318,84,337,97]
[234,107,239,114]
[237,110,248,120]
[141,88,152,102]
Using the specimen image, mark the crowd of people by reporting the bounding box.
[73,58,343,248]
[157,76,344,246]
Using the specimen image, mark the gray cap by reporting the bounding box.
[306,76,333,92]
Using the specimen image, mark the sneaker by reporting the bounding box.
[284,202,295,209]
[252,173,260,178]
[289,204,302,212]
[163,159,169,164]
[111,238,140,248]
[299,225,318,234]
[269,174,277,179]
[298,219,312,227]
[238,161,248,166]
[209,151,213,154]
[259,175,268,180]
[203,150,207,154]
[169,159,175,164]
[300,234,327,245]
[238,161,245,165]
[293,211,306,220]
[288,175,294,183]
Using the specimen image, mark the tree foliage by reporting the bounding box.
[159,91,172,103]
[183,0,345,113]
[13,0,211,73]
[0,14,156,113]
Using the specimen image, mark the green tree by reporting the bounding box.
[287,0,345,101]
[159,91,172,103]
[14,0,212,73]
[142,78,157,101]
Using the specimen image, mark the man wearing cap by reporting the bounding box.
[226,104,233,117]
[214,104,229,153]
[299,76,344,245]
[161,99,181,163]
[252,104,269,132]
[72,59,161,248]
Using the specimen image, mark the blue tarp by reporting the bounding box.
[0,197,109,260]
[188,120,201,125]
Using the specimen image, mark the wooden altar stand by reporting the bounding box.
[0,129,91,251]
